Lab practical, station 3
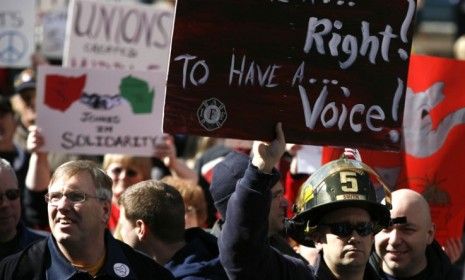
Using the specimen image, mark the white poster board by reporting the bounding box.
[63,0,174,72]
[36,65,166,156]
[0,0,35,68]
[40,8,68,59]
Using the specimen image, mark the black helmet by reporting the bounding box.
[287,156,391,246]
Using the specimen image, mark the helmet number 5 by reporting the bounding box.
[340,171,358,192]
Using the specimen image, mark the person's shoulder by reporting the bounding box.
[116,239,175,279]
[0,238,48,279]
[20,226,48,245]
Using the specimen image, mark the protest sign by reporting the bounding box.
[0,0,35,68]
[36,65,166,156]
[63,0,174,71]
[40,8,68,59]
[165,0,417,150]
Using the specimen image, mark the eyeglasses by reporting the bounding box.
[0,189,20,201]
[109,167,139,178]
[320,222,375,237]
[44,190,102,205]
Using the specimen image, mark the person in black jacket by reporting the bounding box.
[218,123,391,280]
[373,188,462,280]
[0,160,174,279]
[118,179,227,280]
[0,158,46,262]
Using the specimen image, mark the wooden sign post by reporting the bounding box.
[164,0,417,150]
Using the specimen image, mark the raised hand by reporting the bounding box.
[251,122,286,173]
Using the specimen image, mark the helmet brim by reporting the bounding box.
[293,199,390,228]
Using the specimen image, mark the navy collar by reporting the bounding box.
[46,231,137,279]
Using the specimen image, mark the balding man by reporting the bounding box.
[372,188,462,279]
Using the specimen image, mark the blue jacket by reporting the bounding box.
[0,231,174,279]
[218,163,381,280]
[165,227,227,280]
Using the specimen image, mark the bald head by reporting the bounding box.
[390,189,432,228]
[375,188,435,278]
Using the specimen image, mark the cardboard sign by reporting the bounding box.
[63,0,174,71]
[36,65,166,156]
[40,8,68,59]
[165,0,417,150]
[0,0,35,68]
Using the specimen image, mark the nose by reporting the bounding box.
[388,228,402,246]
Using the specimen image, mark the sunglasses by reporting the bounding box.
[109,167,139,178]
[0,189,20,201]
[320,222,375,237]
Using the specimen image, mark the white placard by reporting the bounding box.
[63,0,174,72]
[41,8,68,59]
[296,145,323,174]
[0,0,36,68]
[36,65,166,156]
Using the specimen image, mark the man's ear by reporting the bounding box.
[427,223,436,245]
[102,201,111,223]
[135,219,148,241]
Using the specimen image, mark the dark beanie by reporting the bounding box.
[210,151,250,220]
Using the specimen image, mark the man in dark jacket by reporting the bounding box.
[209,150,306,262]
[373,188,462,279]
[0,160,173,279]
[218,123,391,280]
[118,179,227,279]
[0,158,45,261]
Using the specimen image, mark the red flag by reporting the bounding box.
[400,55,465,245]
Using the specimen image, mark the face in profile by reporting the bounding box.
[118,206,140,249]
[268,181,288,236]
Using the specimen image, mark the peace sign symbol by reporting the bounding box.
[0,31,28,64]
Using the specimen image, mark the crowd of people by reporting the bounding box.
[1,85,465,279]
[1,0,465,278]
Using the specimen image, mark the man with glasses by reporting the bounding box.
[0,160,174,279]
[218,123,391,280]
[0,158,45,261]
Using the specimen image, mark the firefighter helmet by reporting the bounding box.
[288,156,391,245]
